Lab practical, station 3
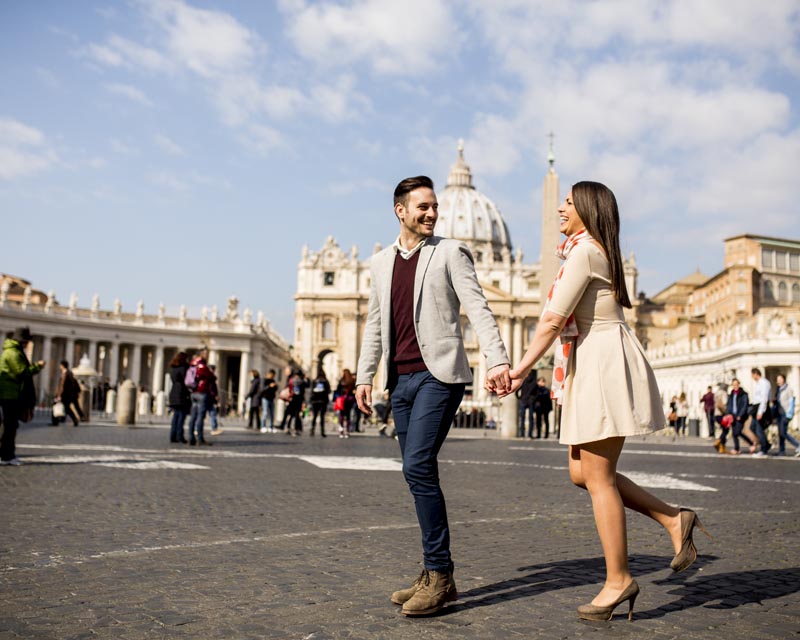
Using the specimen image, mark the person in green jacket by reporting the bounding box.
[0,327,45,466]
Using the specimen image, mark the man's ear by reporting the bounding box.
[394,201,405,221]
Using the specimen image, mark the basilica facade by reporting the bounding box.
[293,144,638,437]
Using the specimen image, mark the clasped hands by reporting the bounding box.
[484,364,523,399]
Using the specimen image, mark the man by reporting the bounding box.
[260,369,278,433]
[245,369,262,429]
[533,376,553,439]
[701,385,716,439]
[208,364,222,436]
[749,368,772,457]
[715,378,753,454]
[55,360,84,426]
[187,349,214,446]
[355,175,510,617]
[0,327,44,465]
[284,370,308,436]
[516,370,537,438]
[773,373,799,457]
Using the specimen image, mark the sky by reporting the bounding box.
[2,0,799,341]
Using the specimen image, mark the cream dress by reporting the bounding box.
[548,242,665,445]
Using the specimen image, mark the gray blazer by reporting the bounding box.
[356,236,509,388]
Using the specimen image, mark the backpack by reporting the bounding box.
[184,365,198,390]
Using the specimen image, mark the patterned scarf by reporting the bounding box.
[544,229,593,405]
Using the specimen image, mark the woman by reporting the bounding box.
[167,351,190,444]
[495,182,710,621]
[676,393,689,436]
[309,368,331,437]
[335,369,356,438]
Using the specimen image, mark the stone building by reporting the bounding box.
[0,274,292,414]
[640,234,800,434]
[293,143,639,437]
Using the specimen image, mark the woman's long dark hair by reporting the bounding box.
[572,181,632,308]
[169,351,188,367]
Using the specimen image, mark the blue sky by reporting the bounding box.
[2,0,799,340]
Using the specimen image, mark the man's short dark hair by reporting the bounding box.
[394,175,434,209]
[60,360,69,368]
[751,368,761,377]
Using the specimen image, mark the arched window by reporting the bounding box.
[763,280,775,303]
[778,281,788,303]
[321,318,334,340]
[793,283,800,303]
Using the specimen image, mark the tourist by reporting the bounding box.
[676,392,689,436]
[516,370,537,438]
[207,364,222,436]
[284,370,307,436]
[245,369,262,429]
[773,373,798,457]
[715,378,752,455]
[533,376,553,439]
[55,360,84,426]
[259,369,278,433]
[499,181,709,621]
[0,327,44,466]
[167,351,190,443]
[701,386,716,439]
[309,368,331,437]
[749,368,772,457]
[355,175,511,617]
[335,369,356,438]
[186,348,214,446]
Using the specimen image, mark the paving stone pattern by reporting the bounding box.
[1,419,799,639]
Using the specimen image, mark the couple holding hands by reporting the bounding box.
[354,176,710,620]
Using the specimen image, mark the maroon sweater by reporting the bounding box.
[391,252,427,375]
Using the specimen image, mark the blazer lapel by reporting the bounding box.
[413,242,436,320]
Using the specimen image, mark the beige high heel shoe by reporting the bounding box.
[577,580,640,621]
[670,508,713,572]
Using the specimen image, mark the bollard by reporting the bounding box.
[105,389,117,415]
[78,381,91,423]
[137,391,151,417]
[155,390,166,417]
[116,380,137,425]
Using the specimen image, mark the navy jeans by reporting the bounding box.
[518,403,533,437]
[261,398,275,429]
[749,406,771,453]
[170,408,187,441]
[391,371,465,572]
[189,392,208,441]
[777,412,799,453]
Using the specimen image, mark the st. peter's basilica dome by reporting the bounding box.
[436,141,512,262]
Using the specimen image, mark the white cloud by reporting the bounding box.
[281,0,461,75]
[86,34,171,72]
[154,133,185,155]
[143,0,261,77]
[150,170,189,191]
[110,138,137,155]
[240,123,286,156]
[106,82,154,107]
[0,118,57,180]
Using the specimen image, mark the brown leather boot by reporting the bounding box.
[390,569,427,605]
[401,569,457,616]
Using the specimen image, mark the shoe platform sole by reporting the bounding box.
[401,591,458,616]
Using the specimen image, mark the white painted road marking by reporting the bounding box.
[18,454,209,470]
[299,455,403,471]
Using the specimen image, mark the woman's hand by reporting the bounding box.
[495,368,525,399]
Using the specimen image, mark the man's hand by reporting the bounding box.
[486,364,511,396]
[356,384,373,416]
[495,368,524,398]
[757,413,763,421]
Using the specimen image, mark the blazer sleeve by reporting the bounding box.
[356,255,384,386]
[449,242,509,370]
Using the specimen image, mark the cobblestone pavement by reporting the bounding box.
[1,418,798,639]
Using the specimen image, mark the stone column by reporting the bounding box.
[238,350,251,415]
[499,318,518,439]
[65,337,76,367]
[88,341,98,371]
[130,344,142,388]
[39,336,53,402]
[109,342,120,386]
[512,315,524,364]
[208,349,219,368]
[152,345,165,394]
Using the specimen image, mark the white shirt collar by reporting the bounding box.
[392,236,427,260]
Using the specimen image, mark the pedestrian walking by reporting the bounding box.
[773,373,798,457]
[186,348,214,446]
[676,393,689,436]
[0,327,44,466]
[336,369,356,438]
[55,360,84,426]
[500,181,710,621]
[533,376,553,439]
[245,369,262,429]
[355,175,511,617]
[701,386,716,439]
[749,368,772,457]
[309,368,331,437]
[167,351,190,443]
[283,370,307,436]
[207,364,222,436]
[259,369,278,433]
[714,378,753,454]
